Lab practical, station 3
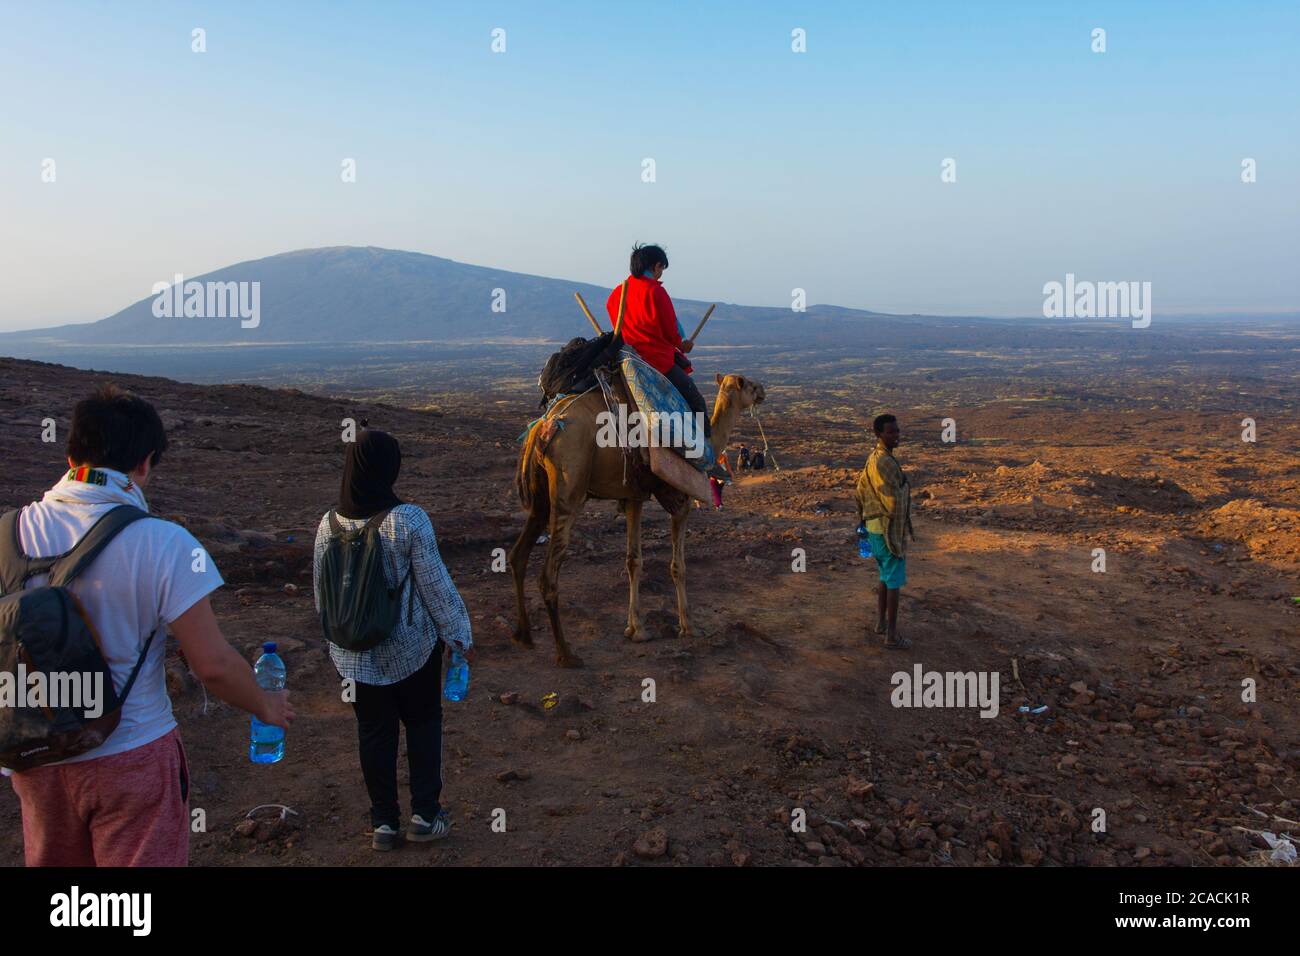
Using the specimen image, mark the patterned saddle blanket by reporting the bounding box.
[617,348,715,473]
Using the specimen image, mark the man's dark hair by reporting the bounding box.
[629,243,668,276]
[873,413,898,435]
[66,384,168,473]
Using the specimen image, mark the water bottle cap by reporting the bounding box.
[262,642,277,654]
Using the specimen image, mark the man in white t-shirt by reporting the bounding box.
[2,385,294,866]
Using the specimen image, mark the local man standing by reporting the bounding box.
[854,414,915,649]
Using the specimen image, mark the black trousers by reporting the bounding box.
[665,362,712,438]
[351,647,443,829]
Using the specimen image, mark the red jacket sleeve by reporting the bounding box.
[652,285,682,349]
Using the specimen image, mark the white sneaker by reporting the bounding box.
[372,824,401,851]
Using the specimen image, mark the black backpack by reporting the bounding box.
[0,504,157,771]
[316,509,417,652]
[538,331,620,407]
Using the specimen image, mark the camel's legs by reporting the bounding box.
[540,488,582,668]
[669,504,691,638]
[623,499,645,640]
[508,495,549,647]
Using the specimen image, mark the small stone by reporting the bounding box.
[989,821,1014,855]
[846,776,875,799]
[840,844,866,865]
[633,827,669,860]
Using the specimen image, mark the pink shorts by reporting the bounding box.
[9,727,190,867]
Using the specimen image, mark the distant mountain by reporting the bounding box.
[1,246,911,348]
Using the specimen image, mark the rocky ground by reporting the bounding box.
[0,344,1296,868]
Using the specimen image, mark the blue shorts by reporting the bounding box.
[867,532,906,590]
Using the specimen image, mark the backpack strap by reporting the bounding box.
[47,505,154,589]
[401,562,439,628]
[364,509,420,623]
[0,508,40,596]
[115,630,159,706]
[358,509,406,612]
[327,508,393,539]
[0,505,153,594]
[1,504,158,705]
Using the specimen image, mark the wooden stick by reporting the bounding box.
[573,292,603,335]
[687,304,715,343]
[613,280,629,338]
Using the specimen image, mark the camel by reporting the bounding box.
[511,370,767,667]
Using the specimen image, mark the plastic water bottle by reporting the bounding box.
[444,648,470,702]
[856,523,871,559]
[250,642,286,763]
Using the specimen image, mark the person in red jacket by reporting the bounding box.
[605,243,711,440]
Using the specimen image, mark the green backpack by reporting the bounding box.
[0,504,157,770]
[316,509,416,652]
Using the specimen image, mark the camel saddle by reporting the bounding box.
[529,364,696,510]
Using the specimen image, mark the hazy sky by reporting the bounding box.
[1,0,1296,331]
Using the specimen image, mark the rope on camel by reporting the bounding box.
[750,405,779,470]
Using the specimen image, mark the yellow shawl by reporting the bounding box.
[854,439,913,557]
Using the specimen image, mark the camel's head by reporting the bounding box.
[715,373,766,409]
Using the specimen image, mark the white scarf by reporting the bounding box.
[43,467,151,512]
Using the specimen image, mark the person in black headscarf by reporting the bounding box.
[337,424,404,518]
[312,423,474,851]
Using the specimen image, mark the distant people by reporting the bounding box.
[709,451,735,509]
[751,449,765,470]
[3,385,293,866]
[738,445,751,470]
[313,426,473,851]
[854,414,915,649]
